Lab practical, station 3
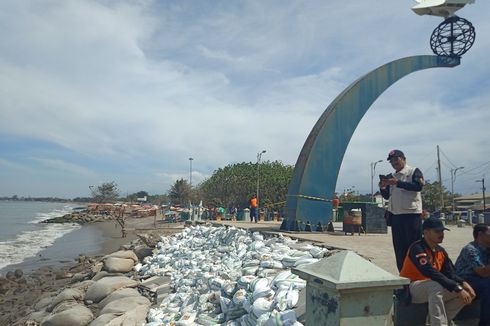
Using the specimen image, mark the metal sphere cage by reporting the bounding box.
[430,16,476,58]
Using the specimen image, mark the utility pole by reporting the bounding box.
[436,145,444,212]
[476,177,486,212]
[450,167,464,213]
[189,157,194,187]
[256,150,266,214]
[370,160,383,203]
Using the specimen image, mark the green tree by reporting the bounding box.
[126,191,149,203]
[198,160,293,209]
[168,178,192,206]
[147,194,170,205]
[421,181,451,212]
[91,181,120,203]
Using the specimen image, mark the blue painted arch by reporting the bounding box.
[284,55,460,230]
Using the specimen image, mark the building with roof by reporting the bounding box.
[454,193,488,212]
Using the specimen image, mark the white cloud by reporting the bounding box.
[0,0,489,198]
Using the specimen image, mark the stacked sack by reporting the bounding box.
[26,249,153,326]
[139,225,328,325]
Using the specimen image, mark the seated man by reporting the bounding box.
[455,223,490,326]
[400,217,475,326]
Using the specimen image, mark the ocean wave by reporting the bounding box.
[28,205,78,224]
[0,222,81,270]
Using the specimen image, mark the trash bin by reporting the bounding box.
[237,211,244,221]
[243,208,250,221]
[478,213,485,224]
[343,209,362,235]
[337,206,344,222]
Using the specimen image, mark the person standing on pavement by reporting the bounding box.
[400,217,475,326]
[249,195,258,223]
[455,223,490,326]
[380,149,425,271]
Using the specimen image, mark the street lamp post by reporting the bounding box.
[450,166,464,213]
[370,160,383,203]
[256,150,266,216]
[189,157,194,187]
[476,177,486,212]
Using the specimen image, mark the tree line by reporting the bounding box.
[80,163,459,213]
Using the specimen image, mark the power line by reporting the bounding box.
[439,147,458,169]
[422,160,438,175]
[458,161,490,177]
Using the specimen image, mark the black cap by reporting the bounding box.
[387,149,405,161]
[423,217,450,231]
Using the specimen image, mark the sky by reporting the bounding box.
[0,0,489,199]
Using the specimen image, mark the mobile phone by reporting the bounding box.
[379,174,393,180]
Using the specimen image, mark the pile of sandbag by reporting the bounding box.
[25,249,152,326]
[139,225,328,325]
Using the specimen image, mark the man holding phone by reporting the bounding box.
[380,149,425,272]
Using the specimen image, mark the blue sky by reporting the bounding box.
[1,0,489,198]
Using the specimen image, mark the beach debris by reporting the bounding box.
[138,225,327,325]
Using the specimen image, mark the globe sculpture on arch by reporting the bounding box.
[430,16,475,57]
[282,1,478,231]
[411,0,477,57]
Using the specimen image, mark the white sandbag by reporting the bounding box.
[85,276,138,303]
[253,286,274,301]
[41,304,94,326]
[47,288,84,312]
[252,297,273,318]
[250,277,269,292]
[265,309,298,326]
[293,257,318,267]
[272,270,292,288]
[232,289,247,305]
[97,287,141,309]
[99,295,151,315]
[260,260,283,269]
[103,250,139,263]
[309,246,328,258]
[103,257,135,273]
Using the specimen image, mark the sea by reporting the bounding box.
[0,201,108,275]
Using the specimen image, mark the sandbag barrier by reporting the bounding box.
[138,224,329,325]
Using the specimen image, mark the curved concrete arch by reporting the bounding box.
[284,55,460,230]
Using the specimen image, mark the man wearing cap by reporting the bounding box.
[455,223,490,326]
[400,217,475,326]
[380,149,424,271]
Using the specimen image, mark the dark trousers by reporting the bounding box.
[391,213,422,271]
[250,207,257,222]
[466,275,490,325]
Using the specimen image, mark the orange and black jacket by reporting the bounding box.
[400,239,464,292]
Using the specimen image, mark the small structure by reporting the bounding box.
[293,250,408,325]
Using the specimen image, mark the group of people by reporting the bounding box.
[380,149,489,326]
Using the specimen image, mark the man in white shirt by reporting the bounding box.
[380,149,425,271]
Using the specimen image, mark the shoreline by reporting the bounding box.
[0,220,137,276]
[0,214,184,325]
